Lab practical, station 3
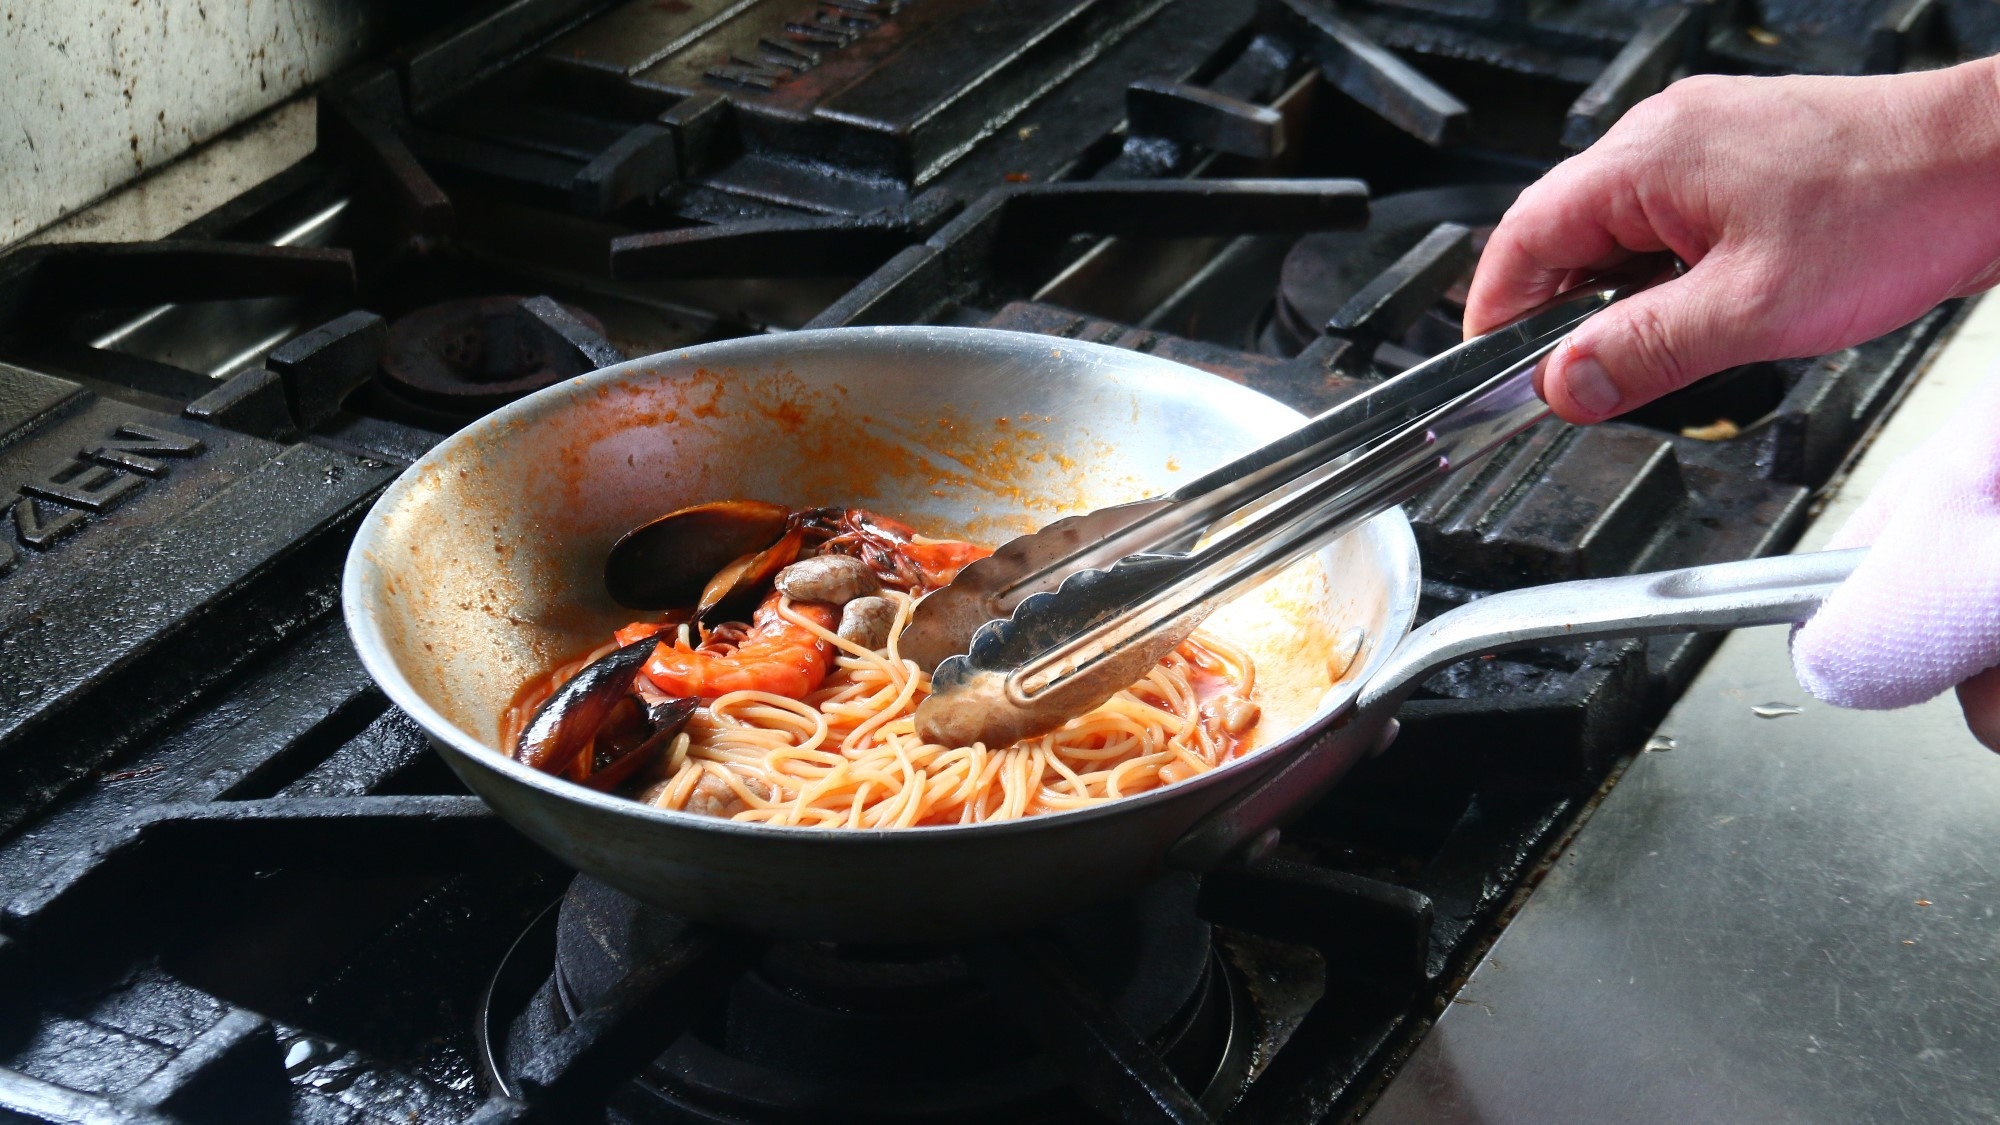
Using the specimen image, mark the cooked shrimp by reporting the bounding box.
[897,538,990,588]
[638,590,839,701]
[799,507,993,592]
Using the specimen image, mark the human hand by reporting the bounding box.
[1464,60,2000,423]
[1791,368,2000,750]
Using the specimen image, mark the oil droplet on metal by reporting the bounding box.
[1644,734,1677,752]
[1751,702,1803,718]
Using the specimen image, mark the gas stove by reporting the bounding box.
[2,2,1993,1122]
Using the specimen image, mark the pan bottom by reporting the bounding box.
[479,874,1256,1120]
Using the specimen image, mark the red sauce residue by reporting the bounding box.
[686,369,729,417]
[528,369,1104,549]
[760,398,810,432]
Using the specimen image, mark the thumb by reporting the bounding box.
[1539,261,1768,424]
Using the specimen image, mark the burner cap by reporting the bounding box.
[379,296,610,412]
[1266,183,1525,357]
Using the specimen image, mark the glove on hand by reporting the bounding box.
[1791,368,2000,733]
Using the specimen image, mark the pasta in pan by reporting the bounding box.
[503,505,1260,826]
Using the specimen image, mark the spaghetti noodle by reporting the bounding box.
[505,590,1259,827]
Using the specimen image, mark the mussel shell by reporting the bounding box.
[605,499,790,609]
[579,696,697,793]
[514,632,662,773]
[696,525,804,621]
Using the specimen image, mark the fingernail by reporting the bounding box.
[1560,354,1621,417]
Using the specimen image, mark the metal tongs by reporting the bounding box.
[908,262,1674,748]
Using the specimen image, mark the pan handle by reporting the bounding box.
[1167,547,1864,871]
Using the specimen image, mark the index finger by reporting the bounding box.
[1462,162,1648,338]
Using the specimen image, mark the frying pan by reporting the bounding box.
[342,327,1856,941]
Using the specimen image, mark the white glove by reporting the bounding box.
[1791,367,2000,748]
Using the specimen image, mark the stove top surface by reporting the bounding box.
[1,1,1992,1122]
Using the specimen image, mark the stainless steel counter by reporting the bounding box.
[1363,296,2000,1124]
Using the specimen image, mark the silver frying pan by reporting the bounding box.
[342,327,1855,941]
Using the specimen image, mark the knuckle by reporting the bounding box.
[1508,173,1569,223]
[1622,73,1727,140]
[1662,73,1731,110]
[1497,163,1598,254]
[1668,73,1730,100]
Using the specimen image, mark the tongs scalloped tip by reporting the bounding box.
[914,553,1202,746]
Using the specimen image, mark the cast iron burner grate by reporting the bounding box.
[480,875,1256,1123]
[1260,183,1520,360]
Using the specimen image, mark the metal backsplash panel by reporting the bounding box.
[0,0,498,249]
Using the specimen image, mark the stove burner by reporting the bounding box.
[1260,184,1525,358]
[480,875,1253,1122]
[378,295,616,413]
